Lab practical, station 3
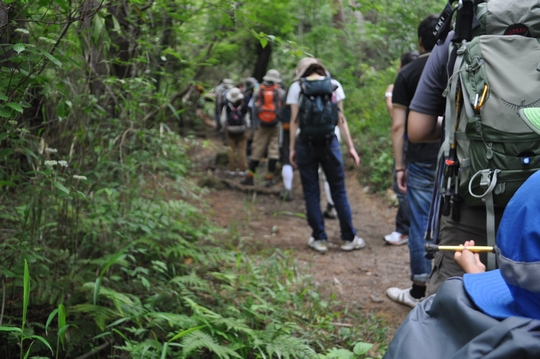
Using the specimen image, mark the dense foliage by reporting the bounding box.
[0,0,443,357]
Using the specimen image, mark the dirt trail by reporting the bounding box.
[190,132,414,335]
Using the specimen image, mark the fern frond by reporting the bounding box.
[181,330,242,359]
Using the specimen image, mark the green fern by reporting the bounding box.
[181,330,243,359]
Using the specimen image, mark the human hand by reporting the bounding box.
[348,147,360,167]
[454,240,486,274]
[397,169,407,193]
[290,150,297,168]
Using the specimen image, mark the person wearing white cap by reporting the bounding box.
[241,69,286,187]
[220,87,249,176]
[287,57,365,253]
[383,169,540,359]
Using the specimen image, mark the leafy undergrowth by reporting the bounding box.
[0,130,389,358]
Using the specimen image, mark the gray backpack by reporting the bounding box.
[437,0,540,268]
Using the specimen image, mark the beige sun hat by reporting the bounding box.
[293,57,327,81]
[262,69,282,83]
[226,87,244,102]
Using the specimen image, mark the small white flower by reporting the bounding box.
[45,148,58,153]
[44,160,57,167]
[58,160,68,167]
[73,175,87,180]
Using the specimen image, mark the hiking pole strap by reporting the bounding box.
[485,190,497,270]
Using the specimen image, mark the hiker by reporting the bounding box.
[220,87,249,176]
[280,65,342,208]
[383,51,418,246]
[214,78,234,131]
[243,77,259,157]
[382,170,540,359]
[408,0,540,296]
[241,69,285,187]
[385,15,440,307]
[288,57,365,253]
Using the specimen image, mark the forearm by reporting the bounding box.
[408,110,441,143]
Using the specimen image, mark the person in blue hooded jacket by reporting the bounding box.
[383,169,540,359]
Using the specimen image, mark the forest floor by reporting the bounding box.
[187,127,413,337]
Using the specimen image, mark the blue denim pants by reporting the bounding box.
[296,136,356,241]
[406,162,435,283]
[393,165,410,235]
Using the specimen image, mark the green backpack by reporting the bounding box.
[438,0,540,268]
[298,77,338,145]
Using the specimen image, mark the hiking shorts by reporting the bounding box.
[250,125,279,161]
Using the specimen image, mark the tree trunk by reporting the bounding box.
[332,0,345,29]
[252,41,272,83]
[81,0,108,99]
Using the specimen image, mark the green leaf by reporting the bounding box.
[13,43,25,54]
[6,102,23,113]
[0,327,22,333]
[26,335,53,353]
[168,325,206,342]
[45,309,58,334]
[23,259,30,330]
[353,342,374,355]
[39,50,63,68]
[0,108,12,117]
[53,181,70,195]
[0,94,8,101]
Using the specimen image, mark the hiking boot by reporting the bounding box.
[281,189,293,202]
[307,237,328,253]
[341,236,366,251]
[386,287,423,308]
[240,175,254,186]
[265,176,276,188]
[384,231,409,246]
[323,204,337,219]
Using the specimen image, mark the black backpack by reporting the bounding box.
[225,103,246,135]
[298,77,338,145]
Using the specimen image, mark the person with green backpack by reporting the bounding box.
[408,0,540,296]
[287,57,365,253]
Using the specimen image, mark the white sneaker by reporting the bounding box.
[384,231,409,246]
[307,237,328,253]
[386,287,423,307]
[341,236,366,251]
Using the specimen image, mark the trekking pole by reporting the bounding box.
[425,243,494,253]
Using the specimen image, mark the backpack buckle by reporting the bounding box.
[479,169,493,188]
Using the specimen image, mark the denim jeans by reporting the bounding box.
[406,162,435,283]
[393,165,410,235]
[296,136,356,241]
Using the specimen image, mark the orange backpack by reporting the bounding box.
[254,84,281,126]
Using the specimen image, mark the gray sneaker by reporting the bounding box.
[341,236,366,251]
[307,237,328,253]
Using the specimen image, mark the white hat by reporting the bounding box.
[222,78,234,85]
[293,57,327,81]
[262,69,282,84]
[226,87,244,102]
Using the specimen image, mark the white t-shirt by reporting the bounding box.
[286,77,345,105]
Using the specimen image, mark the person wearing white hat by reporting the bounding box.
[287,57,365,253]
[220,87,249,175]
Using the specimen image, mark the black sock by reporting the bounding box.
[268,159,277,174]
[248,160,259,174]
[410,284,426,299]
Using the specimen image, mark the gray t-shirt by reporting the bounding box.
[409,31,454,116]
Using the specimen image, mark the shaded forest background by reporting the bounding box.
[0,0,442,358]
